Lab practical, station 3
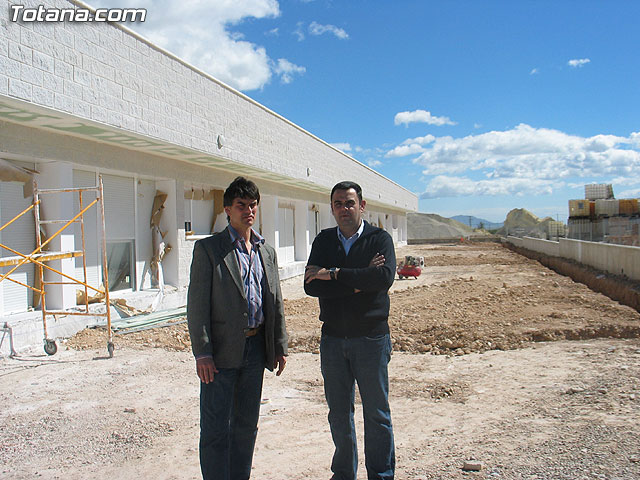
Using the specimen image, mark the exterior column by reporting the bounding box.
[320,204,334,229]
[37,162,75,310]
[260,195,277,248]
[294,200,308,261]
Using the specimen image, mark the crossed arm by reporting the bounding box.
[304,252,385,285]
[304,233,396,298]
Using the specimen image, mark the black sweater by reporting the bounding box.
[304,221,396,338]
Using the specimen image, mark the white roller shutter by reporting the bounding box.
[277,205,295,264]
[102,174,135,241]
[102,174,135,291]
[0,182,35,314]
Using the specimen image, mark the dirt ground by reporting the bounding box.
[2,242,640,479]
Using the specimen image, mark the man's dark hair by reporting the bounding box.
[331,181,363,203]
[223,176,260,206]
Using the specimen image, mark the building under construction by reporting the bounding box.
[0,1,417,354]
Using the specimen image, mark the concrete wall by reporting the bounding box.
[560,238,640,281]
[522,237,560,257]
[505,236,640,281]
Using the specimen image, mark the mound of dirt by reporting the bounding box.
[497,207,559,238]
[407,212,475,239]
[67,243,640,358]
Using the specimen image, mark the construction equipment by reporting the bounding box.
[0,175,114,357]
[397,255,422,280]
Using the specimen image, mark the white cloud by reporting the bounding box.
[309,21,349,40]
[568,58,591,68]
[610,176,640,187]
[387,124,640,199]
[420,175,560,199]
[530,68,539,75]
[368,159,383,168]
[330,142,352,152]
[402,134,436,146]
[88,0,289,91]
[386,144,427,158]
[394,110,456,127]
[274,59,306,84]
[266,27,279,36]
[386,135,435,157]
[293,21,306,41]
[413,124,638,178]
[618,188,640,198]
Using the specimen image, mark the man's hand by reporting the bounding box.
[369,252,385,268]
[274,355,287,376]
[196,356,219,384]
[305,265,331,283]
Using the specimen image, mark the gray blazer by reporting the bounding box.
[187,227,288,370]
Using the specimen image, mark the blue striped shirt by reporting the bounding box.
[228,225,265,328]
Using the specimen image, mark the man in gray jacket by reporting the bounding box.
[187,176,288,480]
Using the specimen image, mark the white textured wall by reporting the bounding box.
[0,0,417,213]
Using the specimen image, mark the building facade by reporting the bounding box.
[0,0,417,325]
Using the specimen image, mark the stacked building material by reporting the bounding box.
[585,183,614,200]
[595,199,620,217]
[568,184,639,245]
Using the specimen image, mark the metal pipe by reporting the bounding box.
[1,322,18,357]
[0,201,37,233]
[0,198,98,282]
[37,186,100,194]
[98,175,113,348]
[79,190,89,313]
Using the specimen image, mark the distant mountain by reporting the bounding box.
[450,215,503,230]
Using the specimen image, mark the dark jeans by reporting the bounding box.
[199,331,265,480]
[320,333,395,480]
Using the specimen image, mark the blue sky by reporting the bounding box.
[91,0,640,223]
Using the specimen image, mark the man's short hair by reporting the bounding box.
[223,176,260,206]
[331,181,363,203]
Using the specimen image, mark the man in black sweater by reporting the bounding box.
[304,181,396,480]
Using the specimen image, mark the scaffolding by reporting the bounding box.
[0,175,114,357]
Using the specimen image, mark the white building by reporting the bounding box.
[0,0,417,353]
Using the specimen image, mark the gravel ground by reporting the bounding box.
[2,242,640,479]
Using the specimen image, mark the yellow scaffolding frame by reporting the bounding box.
[0,175,113,357]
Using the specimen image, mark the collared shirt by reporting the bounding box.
[228,224,265,329]
[337,220,365,255]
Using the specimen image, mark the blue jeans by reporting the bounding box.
[199,331,266,480]
[320,333,395,480]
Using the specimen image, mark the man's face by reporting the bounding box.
[331,188,365,233]
[224,197,258,230]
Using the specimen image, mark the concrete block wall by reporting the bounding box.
[522,237,560,257]
[1,0,417,213]
[560,239,640,281]
[506,236,640,282]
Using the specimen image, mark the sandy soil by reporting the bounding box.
[2,242,640,479]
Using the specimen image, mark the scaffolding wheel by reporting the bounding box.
[107,342,115,358]
[44,339,57,356]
